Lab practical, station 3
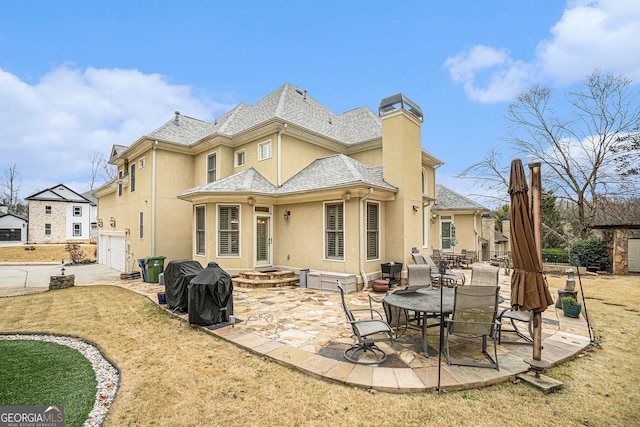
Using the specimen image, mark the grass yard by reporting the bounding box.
[0,340,96,427]
[0,244,96,263]
[0,274,638,426]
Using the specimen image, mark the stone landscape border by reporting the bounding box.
[0,333,120,427]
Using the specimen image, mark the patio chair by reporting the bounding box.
[444,284,500,370]
[406,264,432,291]
[432,248,442,264]
[460,250,477,269]
[423,254,466,286]
[338,282,394,364]
[470,265,499,286]
[497,307,533,345]
[411,252,427,265]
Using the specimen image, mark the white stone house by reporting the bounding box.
[26,184,97,244]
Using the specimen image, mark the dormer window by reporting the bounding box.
[235,149,246,167]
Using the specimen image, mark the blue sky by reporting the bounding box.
[1,1,639,206]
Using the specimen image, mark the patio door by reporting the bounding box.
[255,214,272,267]
[440,216,453,252]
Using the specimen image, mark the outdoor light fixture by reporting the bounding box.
[124,228,130,235]
[284,210,291,220]
[109,217,116,227]
[431,213,437,224]
[97,218,103,228]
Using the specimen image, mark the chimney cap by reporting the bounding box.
[378,93,423,121]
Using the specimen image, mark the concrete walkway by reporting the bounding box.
[0,263,592,392]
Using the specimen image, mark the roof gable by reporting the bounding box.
[26,184,90,203]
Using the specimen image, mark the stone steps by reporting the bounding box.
[233,270,299,289]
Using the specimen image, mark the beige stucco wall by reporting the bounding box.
[28,200,66,243]
[381,109,424,268]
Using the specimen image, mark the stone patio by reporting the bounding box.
[115,267,592,393]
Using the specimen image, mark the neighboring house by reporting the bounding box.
[0,205,28,245]
[26,184,97,244]
[94,84,479,281]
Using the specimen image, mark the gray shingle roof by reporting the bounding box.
[146,83,382,147]
[279,154,396,194]
[432,184,487,211]
[179,168,277,197]
[179,154,397,198]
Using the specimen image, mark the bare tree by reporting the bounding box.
[0,163,22,213]
[457,148,510,206]
[89,151,116,190]
[506,70,640,238]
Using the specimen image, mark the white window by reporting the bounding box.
[366,202,379,260]
[130,163,136,192]
[441,216,455,251]
[45,206,51,215]
[196,206,205,255]
[234,150,246,167]
[73,206,82,216]
[45,224,51,235]
[139,157,146,168]
[118,170,123,197]
[218,205,240,256]
[139,212,144,239]
[258,140,272,161]
[73,223,82,236]
[325,202,344,260]
[207,153,217,183]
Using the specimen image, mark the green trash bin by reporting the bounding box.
[145,256,166,284]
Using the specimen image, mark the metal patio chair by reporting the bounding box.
[444,284,500,370]
[338,282,394,364]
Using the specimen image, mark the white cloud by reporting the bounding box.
[0,65,231,199]
[444,0,640,103]
[443,45,535,104]
[537,0,640,84]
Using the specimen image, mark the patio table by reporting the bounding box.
[384,287,455,357]
[444,253,465,268]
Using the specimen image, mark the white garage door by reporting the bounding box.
[629,239,640,273]
[98,232,126,272]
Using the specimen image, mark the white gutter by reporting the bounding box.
[151,140,158,256]
[277,124,287,186]
[359,188,374,289]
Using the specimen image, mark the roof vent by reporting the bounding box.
[378,93,423,121]
[174,111,180,124]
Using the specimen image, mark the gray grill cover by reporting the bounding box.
[163,260,203,311]
[188,262,233,326]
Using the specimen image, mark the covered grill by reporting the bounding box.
[163,260,203,312]
[188,262,234,326]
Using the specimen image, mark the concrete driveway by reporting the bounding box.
[0,264,121,297]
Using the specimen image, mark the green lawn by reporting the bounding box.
[0,340,97,427]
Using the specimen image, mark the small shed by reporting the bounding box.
[592,224,640,275]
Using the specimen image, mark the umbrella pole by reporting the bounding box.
[437,259,446,394]
[529,162,543,362]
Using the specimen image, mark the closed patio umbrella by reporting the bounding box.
[509,159,554,314]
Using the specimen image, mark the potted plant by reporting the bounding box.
[561,296,582,318]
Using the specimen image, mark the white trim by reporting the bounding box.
[323,200,345,262]
[254,210,273,268]
[234,149,246,167]
[258,139,272,161]
[206,151,217,183]
[194,205,206,257]
[366,201,380,262]
[216,203,241,258]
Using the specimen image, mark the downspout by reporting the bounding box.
[359,188,374,289]
[151,140,158,256]
[473,210,479,253]
[277,124,287,186]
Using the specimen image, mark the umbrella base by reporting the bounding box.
[517,371,563,394]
